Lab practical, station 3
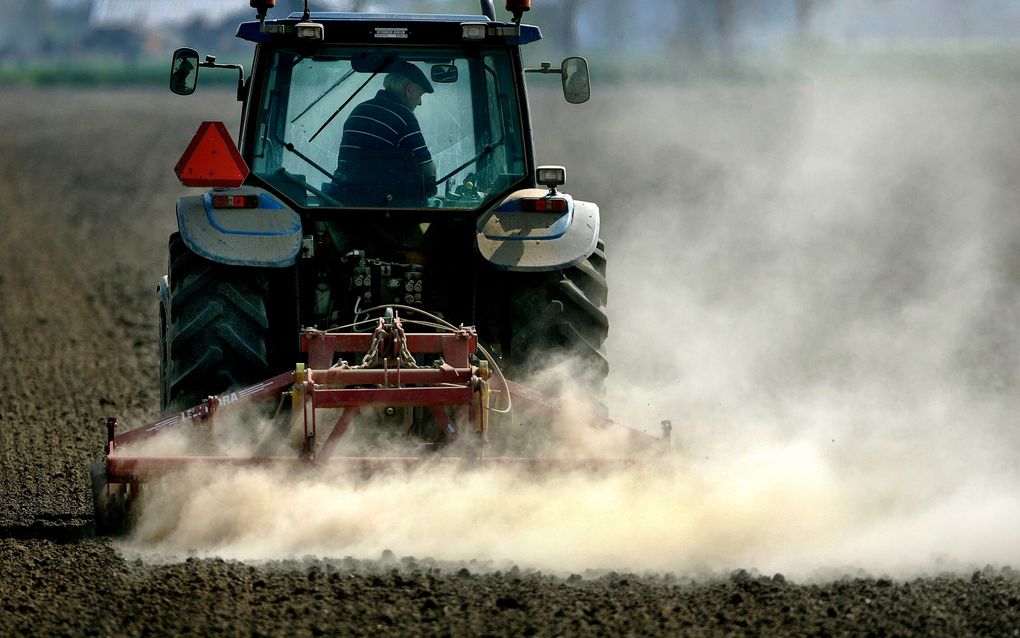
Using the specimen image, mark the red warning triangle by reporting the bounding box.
[174,121,250,188]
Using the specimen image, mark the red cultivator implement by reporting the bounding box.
[93,310,671,533]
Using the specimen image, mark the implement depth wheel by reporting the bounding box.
[90,462,130,536]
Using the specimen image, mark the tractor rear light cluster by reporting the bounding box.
[211,194,259,209]
[536,165,566,189]
[462,23,487,40]
[521,197,568,213]
[295,22,324,40]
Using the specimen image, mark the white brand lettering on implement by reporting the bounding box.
[218,391,240,406]
[374,27,408,39]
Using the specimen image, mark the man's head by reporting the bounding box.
[383,62,434,111]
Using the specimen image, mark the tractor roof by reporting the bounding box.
[237,12,542,46]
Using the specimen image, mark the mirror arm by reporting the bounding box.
[199,58,246,101]
[523,62,565,78]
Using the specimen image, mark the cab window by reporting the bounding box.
[250,46,527,210]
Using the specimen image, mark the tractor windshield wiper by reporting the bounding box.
[273,134,335,182]
[437,136,504,184]
[290,68,357,124]
[309,66,385,143]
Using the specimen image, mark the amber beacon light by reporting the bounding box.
[505,0,531,23]
[250,0,276,22]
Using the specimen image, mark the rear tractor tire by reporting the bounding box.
[505,239,610,397]
[161,233,274,412]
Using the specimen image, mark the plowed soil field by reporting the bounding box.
[2,84,1019,636]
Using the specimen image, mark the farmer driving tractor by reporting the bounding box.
[328,61,439,207]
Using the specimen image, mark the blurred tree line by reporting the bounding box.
[2,0,1018,66]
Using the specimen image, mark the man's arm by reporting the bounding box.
[422,160,437,197]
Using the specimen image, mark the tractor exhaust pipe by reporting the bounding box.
[480,0,495,20]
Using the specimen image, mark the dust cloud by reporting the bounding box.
[124,76,1020,579]
[594,78,1020,575]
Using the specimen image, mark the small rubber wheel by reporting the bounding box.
[90,462,129,536]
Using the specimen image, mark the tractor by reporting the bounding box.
[163,0,608,416]
[90,1,671,534]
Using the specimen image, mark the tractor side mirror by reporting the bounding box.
[561,56,590,104]
[430,64,459,83]
[170,47,199,96]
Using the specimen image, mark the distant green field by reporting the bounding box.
[0,59,236,87]
[3,42,1020,87]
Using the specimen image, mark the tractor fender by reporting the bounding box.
[176,186,302,268]
[475,188,599,272]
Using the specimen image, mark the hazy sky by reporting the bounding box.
[65,0,1020,43]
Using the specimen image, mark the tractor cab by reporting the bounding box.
[156,1,608,438]
[170,6,590,215]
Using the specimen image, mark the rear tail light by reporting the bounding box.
[520,197,568,213]
[211,194,259,209]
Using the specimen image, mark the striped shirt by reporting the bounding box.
[336,89,432,171]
